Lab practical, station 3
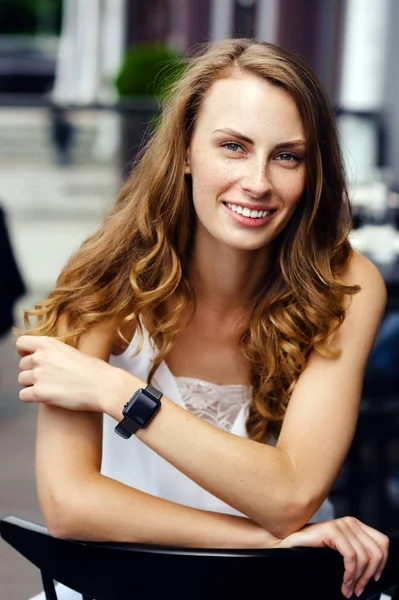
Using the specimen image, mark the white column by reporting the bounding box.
[91,0,126,161]
[255,0,279,43]
[52,0,126,105]
[75,0,101,104]
[339,0,391,111]
[52,0,125,161]
[51,0,79,105]
[98,0,126,103]
[337,0,392,187]
[210,0,235,41]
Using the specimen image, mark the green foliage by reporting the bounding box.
[115,42,186,99]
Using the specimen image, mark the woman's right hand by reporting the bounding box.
[277,516,389,598]
[16,334,138,414]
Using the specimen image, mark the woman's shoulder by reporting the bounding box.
[77,316,128,358]
[337,249,387,321]
[339,248,386,294]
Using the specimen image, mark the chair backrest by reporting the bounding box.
[1,515,399,600]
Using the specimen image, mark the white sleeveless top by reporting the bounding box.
[29,325,334,600]
[102,325,334,520]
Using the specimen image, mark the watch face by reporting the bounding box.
[124,389,160,427]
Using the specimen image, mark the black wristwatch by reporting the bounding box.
[114,384,162,439]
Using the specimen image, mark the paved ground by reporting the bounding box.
[0,107,120,600]
[0,333,42,600]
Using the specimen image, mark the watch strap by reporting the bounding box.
[114,416,140,439]
[145,384,163,401]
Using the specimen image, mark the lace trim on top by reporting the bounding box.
[175,376,252,432]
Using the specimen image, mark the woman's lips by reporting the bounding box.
[223,202,276,227]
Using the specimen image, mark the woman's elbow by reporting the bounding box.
[258,494,318,539]
[38,483,91,540]
[46,517,74,540]
[41,498,82,539]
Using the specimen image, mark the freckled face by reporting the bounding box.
[184,73,307,252]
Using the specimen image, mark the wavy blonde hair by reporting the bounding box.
[23,39,359,443]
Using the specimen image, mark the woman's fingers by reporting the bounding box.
[356,521,390,580]
[19,354,34,371]
[15,333,117,412]
[18,369,34,388]
[16,334,43,356]
[17,341,48,403]
[281,517,389,598]
[340,536,367,594]
[19,385,35,403]
[337,517,389,597]
[279,521,358,597]
[338,518,381,596]
[350,530,384,596]
[318,524,358,598]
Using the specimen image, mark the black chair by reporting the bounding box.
[1,515,399,600]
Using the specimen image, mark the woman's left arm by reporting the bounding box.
[17,252,386,538]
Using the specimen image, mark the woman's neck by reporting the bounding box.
[189,229,271,314]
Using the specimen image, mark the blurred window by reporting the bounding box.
[0,0,62,35]
[0,0,62,95]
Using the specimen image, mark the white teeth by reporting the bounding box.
[226,202,272,219]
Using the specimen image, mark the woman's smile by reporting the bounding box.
[222,201,277,227]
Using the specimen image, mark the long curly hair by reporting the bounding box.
[23,39,359,443]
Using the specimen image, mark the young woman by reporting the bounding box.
[17,39,388,600]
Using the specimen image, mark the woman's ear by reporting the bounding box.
[184,147,191,174]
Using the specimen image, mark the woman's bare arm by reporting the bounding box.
[20,253,386,538]
[92,253,388,536]
[18,257,391,598]
[131,253,386,535]
[19,314,391,599]
[34,320,274,548]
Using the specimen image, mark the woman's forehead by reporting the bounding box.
[193,73,306,144]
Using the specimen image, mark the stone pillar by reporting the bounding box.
[210,0,235,42]
[255,0,279,43]
[337,0,392,187]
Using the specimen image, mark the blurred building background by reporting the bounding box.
[1,2,399,598]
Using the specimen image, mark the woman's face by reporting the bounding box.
[185,72,307,253]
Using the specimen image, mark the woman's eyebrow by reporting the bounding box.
[213,128,307,149]
[274,140,307,150]
[213,128,254,144]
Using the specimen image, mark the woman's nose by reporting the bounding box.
[241,162,272,199]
